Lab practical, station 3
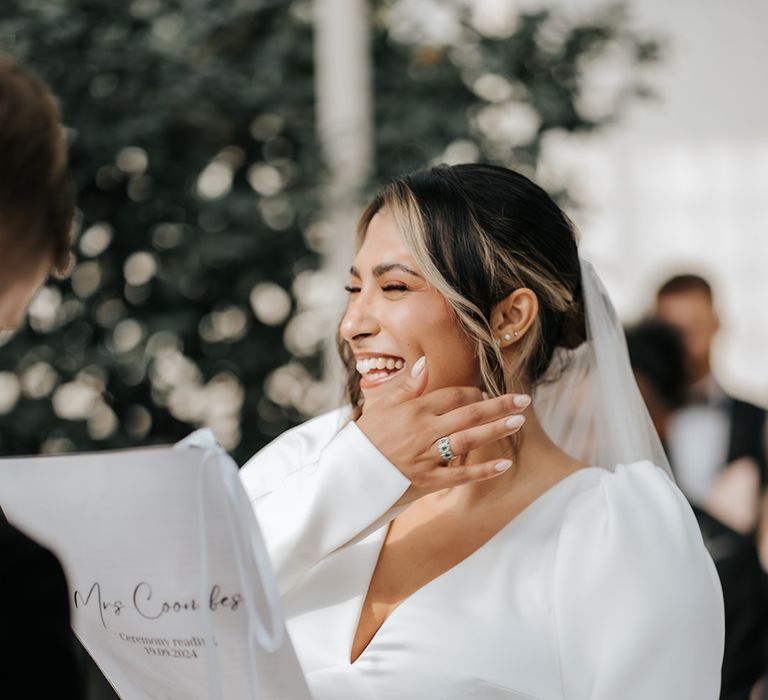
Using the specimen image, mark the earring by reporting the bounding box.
[514,331,519,337]
[503,333,511,341]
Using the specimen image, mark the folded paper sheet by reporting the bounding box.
[0,432,312,700]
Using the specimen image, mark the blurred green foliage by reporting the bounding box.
[0,0,658,464]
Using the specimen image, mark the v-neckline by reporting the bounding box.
[348,465,602,665]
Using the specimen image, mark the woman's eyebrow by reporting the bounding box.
[348,263,423,279]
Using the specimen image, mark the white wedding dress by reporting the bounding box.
[240,408,724,700]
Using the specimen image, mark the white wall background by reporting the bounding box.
[536,0,768,404]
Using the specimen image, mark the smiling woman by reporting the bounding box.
[240,164,724,700]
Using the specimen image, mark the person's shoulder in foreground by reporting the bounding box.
[553,459,725,698]
[0,52,80,697]
[0,514,83,698]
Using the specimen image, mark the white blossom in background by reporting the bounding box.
[51,367,118,438]
[124,404,152,439]
[28,286,63,334]
[198,306,249,343]
[258,196,295,230]
[533,10,571,56]
[88,403,119,440]
[471,73,517,103]
[123,251,159,286]
[284,270,339,356]
[115,146,149,176]
[575,39,636,122]
[475,101,541,146]
[434,139,480,165]
[247,163,285,196]
[149,343,245,450]
[196,146,243,200]
[384,0,463,47]
[20,362,59,400]
[78,222,113,257]
[40,436,75,455]
[111,318,146,354]
[150,348,202,393]
[0,372,21,415]
[71,261,103,299]
[469,0,518,37]
[249,282,292,326]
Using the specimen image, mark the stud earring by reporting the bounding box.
[514,331,519,337]
[503,333,511,341]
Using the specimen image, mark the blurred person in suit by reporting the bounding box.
[0,51,82,698]
[656,275,768,540]
[627,319,768,700]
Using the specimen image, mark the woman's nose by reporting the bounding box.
[340,296,380,342]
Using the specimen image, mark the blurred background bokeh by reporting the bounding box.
[0,0,665,464]
[1,0,767,698]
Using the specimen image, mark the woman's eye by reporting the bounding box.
[382,284,408,293]
[344,285,361,294]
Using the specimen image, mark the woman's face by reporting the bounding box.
[340,208,480,405]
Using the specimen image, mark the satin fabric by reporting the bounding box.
[240,408,724,700]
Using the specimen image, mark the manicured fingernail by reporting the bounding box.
[481,391,489,400]
[410,355,426,378]
[494,459,513,472]
[505,415,525,429]
[513,394,531,409]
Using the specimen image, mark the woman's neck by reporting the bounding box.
[436,408,584,511]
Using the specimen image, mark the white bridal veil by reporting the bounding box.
[534,259,673,477]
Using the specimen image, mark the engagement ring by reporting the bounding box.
[437,436,456,463]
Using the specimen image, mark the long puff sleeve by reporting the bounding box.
[553,462,725,700]
[240,409,411,595]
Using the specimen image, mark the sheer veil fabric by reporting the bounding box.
[534,259,673,477]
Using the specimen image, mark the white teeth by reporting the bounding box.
[355,356,406,377]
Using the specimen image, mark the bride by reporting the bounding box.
[240,164,724,699]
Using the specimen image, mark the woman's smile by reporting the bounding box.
[340,208,480,402]
[355,354,407,388]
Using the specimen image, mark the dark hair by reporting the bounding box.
[657,274,713,303]
[0,52,74,277]
[340,163,585,408]
[625,319,688,409]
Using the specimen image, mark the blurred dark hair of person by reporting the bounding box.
[627,318,768,700]
[625,318,688,445]
[0,51,74,328]
[656,274,717,389]
[0,51,82,698]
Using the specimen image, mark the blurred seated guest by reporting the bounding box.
[656,275,768,537]
[628,319,768,700]
[0,51,81,698]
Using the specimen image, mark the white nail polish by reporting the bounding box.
[505,415,525,429]
[494,459,513,472]
[410,355,426,378]
[513,394,531,409]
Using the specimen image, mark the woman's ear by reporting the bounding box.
[491,288,538,348]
